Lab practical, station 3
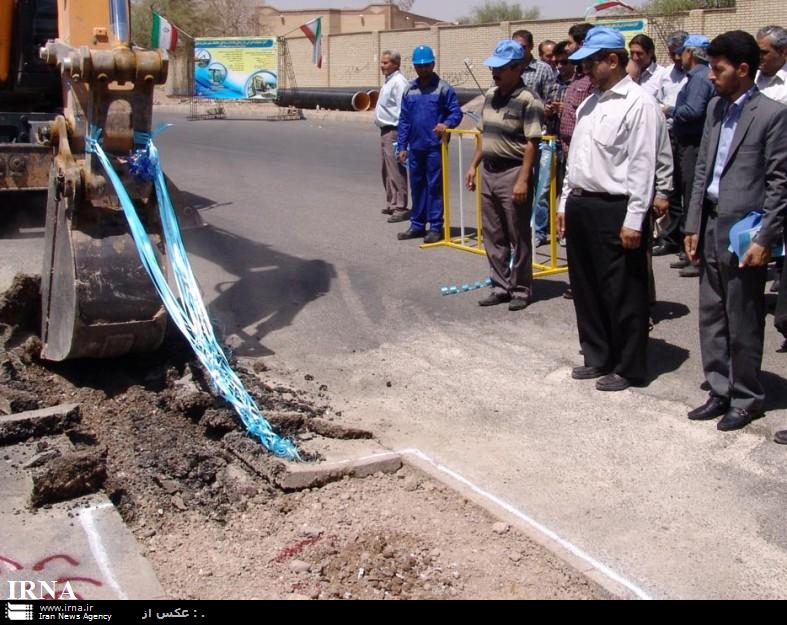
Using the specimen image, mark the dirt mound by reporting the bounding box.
[0,274,40,330]
[0,274,367,525]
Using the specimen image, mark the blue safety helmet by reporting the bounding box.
[412,45,436,65]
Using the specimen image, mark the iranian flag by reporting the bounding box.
[151,12,178,51]
[300,17,322,68]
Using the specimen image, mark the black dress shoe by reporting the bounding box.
[508,297,530,311]
[717,407,762,432]
[563,287,573,300]
[595,373,632,391]
[423,230,444,244]
[679,265,700,278]
[478,292,510,307]
[688,396,729,421]
[571,365,607,380]
[670,255,690,269]
[397,227,426,240]
[774,430,787,445]
[387,210,410,223]
[652,243,678,257]
[382,207,394,215]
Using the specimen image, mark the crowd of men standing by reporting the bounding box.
[373,22,787,444]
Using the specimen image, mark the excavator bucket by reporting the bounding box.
[40,166,168,361]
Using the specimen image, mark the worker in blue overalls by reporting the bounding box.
[396,45,463,244]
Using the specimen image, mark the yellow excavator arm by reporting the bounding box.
[38,0,171,361]
[0,0,13,85]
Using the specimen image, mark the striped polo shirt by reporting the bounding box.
[477,81,544,163]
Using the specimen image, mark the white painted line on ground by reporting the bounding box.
[398,448,653,601]
[79,502,128,600]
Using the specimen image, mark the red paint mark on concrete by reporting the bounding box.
[0,555,24,572]
[32,554,80,571]
[56,576,102,587]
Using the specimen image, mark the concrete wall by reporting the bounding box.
[169,0,787,94]
[284,0,786,89]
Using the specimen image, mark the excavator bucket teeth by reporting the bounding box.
[41,167,168,361]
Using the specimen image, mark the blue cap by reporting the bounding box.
[483,39,525,68]
[675,34,710,54]
[412,45,435,65]
[568,27,626,61]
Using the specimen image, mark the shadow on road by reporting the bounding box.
[184,225,335,357]
[651,300,691,325]
[0,194,46,239]
[647,337,691,383]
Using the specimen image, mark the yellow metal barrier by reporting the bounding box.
[422,129,568,278]
[421,128,485,256]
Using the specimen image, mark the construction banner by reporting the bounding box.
[194,37,278,100]
[596,18,648,48]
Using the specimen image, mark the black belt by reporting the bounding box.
[572,189,628,201]
[380,125,397,133]
[483,158,521,173]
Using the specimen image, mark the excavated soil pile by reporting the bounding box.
[0,275,608,599]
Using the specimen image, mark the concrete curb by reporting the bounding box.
[278,451,402,491]
[0,439,165,600]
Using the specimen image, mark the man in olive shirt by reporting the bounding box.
[465,40,544,311]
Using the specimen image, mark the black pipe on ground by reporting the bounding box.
[276,88,371,111]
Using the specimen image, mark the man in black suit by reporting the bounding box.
[684,31,787,432]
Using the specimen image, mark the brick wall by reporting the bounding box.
[287,0,786,89]
[169,0,787,94]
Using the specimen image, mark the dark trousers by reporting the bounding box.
[566,194,650,381]
[699,212,767,412]
[658,133,686,250]
[481,164,533,300]
[775,244,787,339]
[408,148,443,232]
[677,138,699,229]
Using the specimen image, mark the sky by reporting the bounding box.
[264,1,601,23]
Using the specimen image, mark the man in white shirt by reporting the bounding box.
[375,50,411,223]
[755,25,787,105]
[654,32,690,260]
[557,27,659,392]
[629,34,668,99]
[657,31,689,116]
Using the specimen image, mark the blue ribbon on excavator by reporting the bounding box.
[1,0,298,459]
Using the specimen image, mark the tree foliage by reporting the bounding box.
[457,1,541,25]
[386,0,417,11]
[130,0,260,46]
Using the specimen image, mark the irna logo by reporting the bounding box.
[7,580,77,600]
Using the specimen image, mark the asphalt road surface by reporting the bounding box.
[2,113,786,599]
